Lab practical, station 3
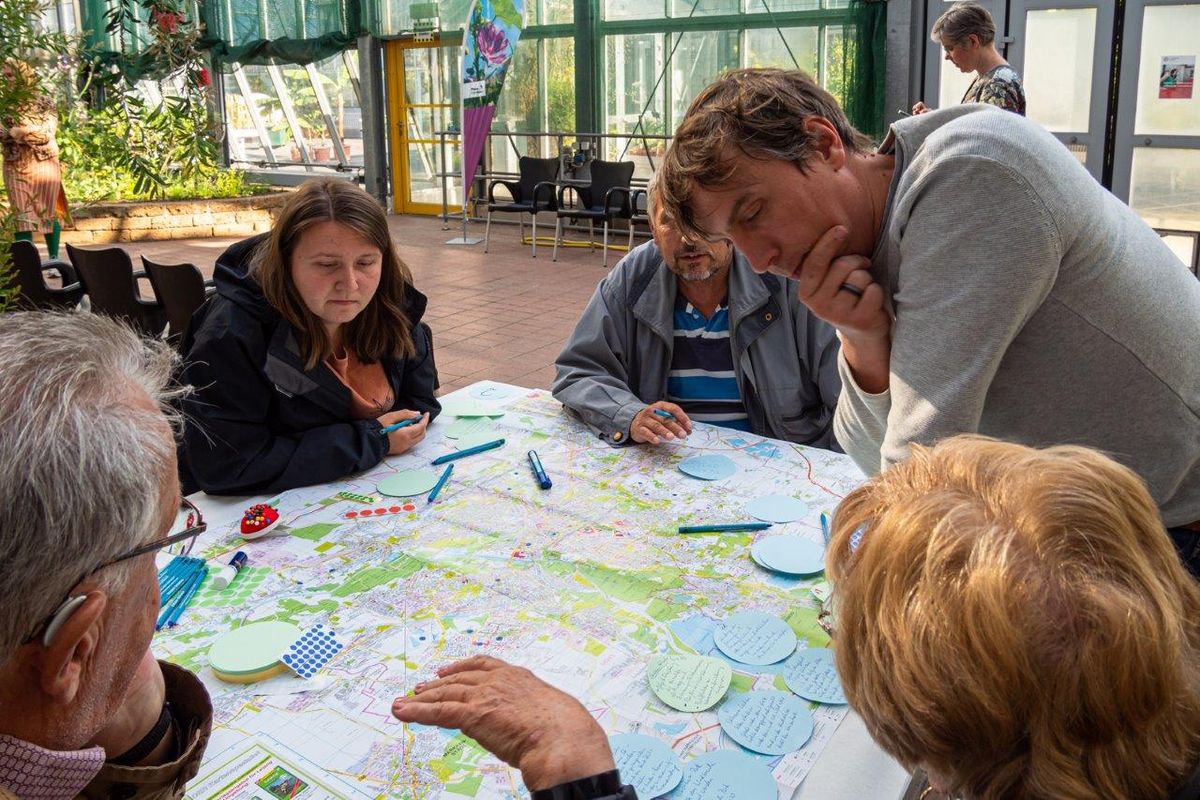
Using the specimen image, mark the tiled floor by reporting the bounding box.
[61,214,646,394]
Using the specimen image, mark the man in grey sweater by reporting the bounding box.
[553,185,841,449]
[660,68,1200,574]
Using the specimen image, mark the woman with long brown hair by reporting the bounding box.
[180,178,440,495]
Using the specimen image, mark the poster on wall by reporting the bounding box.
[1158,55,1195,100]
[461,0,525,193]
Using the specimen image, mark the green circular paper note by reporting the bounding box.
[443,418,497,440]
[647,653,733,712]
[439,399,506,419]
[456,432,501,450]
[378,469,441,497]
[208,621,301,675]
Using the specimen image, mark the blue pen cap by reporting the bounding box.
[229,551,248,569]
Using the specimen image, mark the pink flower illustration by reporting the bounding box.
[475,22,510,66]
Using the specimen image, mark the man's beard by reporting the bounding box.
[671,253,720,282]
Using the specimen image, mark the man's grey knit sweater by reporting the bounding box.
[834,105,1200,527]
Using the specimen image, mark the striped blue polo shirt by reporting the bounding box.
[667,294,752,431]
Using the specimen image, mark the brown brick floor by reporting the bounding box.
[55,214,645,395]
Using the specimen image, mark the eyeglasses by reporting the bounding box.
[21,497,207,646]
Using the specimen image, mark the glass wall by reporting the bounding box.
[597,4,853,177]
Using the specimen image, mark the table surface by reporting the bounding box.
[169,382,909,799]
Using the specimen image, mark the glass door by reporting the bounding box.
[1112,1,1200,234]
[384,37,463,215]
[1006,1,1115,182]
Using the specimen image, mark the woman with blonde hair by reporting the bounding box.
[827,436,1200,800]
[180,178,440,495]
[912,2,1025,116]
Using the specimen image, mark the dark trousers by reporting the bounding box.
[1168,526,1200,580]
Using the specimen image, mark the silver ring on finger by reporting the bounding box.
[838,282,864,298]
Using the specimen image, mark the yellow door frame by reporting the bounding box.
[384,37,461,216]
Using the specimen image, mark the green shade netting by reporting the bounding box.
[79,0,472,68]
[842,0,886,140]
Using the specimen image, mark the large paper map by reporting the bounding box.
[160,384,867,799]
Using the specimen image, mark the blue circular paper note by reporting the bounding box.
[713,611,797,666]
[609,733,683,798]
[678,455,737,481]
[717,690,815,755]
[744,495,808,523]
[782,647,847,705]
[672,749,777,800]
[750,536,826,576]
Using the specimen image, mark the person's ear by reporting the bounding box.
[801,117,846,170]
[38,591,107,706]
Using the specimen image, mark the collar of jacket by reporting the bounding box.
[629,246,781,350]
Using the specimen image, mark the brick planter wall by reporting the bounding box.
[62,192,290,244]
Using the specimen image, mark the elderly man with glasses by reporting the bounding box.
[0,312,211,800]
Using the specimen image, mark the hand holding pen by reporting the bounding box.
[631,402,692,445]
[378,411,429,455]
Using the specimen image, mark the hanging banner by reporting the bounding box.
[460,0,525,196]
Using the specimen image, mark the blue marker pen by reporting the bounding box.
[820,512,831,545]
[528,450,552,490]
[381,415,423,435]
[652,408,675,420]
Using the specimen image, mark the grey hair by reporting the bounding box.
[645,173,661,224]
[0,312,183,665]
[931,2,996,46]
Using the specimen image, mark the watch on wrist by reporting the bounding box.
[529,769,637,800]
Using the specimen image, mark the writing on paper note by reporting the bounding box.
[609,733,683,798]
[782,647,847,705]
[717,690,815,755]
[713,611,797,665]
[647,653,732,712]
[672,749,777,800]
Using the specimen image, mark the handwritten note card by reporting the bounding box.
[609,733,683,798]
[672,749,777,800]
[713,611,797,665]
[717,690,815,755]
[647,653,732,712]
[782,647,847,705]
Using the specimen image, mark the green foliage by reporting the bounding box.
[62,164,271,204]
[0,207,21,313]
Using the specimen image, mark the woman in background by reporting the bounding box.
[1,61,70,258]
[912,2,1026,116]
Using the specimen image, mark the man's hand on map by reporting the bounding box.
[631,402,692,445]
[377,410,429,455]
[391,655,616,791]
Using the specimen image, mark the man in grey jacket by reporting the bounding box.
[660,68,1200,575]
[553,183,841,449]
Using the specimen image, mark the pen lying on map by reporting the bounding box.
[678,522,773,534]
[431,438,505,465]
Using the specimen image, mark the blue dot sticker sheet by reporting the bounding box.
[281,624,345,679]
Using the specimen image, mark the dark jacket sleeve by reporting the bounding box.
[181,327,389,496]
[395,322,441,420]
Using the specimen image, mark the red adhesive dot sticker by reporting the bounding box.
[403,503,416,512]
[345,511,358,518]
[389,506,401,513]
[373,508,387,515]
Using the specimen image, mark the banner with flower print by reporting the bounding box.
[461,0,525,193]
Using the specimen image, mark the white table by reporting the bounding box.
[174,382,909,799]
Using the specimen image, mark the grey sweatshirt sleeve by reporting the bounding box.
[836,155,1062,471]
[832,347,889,474]
[552,280,646,446]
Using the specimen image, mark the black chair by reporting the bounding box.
[484,156,560,258]
[551,159,636,266]
[66,244,166,336]
[630,187,651,238]
[142,256,216,349]
[7,240,83,310]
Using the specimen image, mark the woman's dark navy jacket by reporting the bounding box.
[179,233,440,496]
